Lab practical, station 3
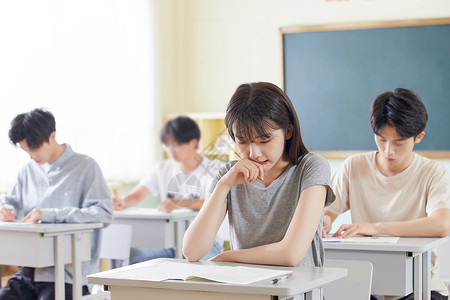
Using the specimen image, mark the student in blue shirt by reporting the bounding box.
[0,108,113,300]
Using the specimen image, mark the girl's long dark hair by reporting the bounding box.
[225,82,308,165]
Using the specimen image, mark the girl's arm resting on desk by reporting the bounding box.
[183,181,229,262]
[211,185,327,267]
[333,208,450,238]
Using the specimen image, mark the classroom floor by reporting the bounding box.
[1,265,17,287]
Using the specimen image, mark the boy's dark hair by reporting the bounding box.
[160,116,201,145]
[225,82,308,165]
[9,108,56,150]
[370,88,428,138]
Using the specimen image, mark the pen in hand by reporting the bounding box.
[0,198,17,221]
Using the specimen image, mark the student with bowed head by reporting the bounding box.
[0,108,113,300]
[113,115,223,263]
[183,82,335,267]
[322,88,450,300]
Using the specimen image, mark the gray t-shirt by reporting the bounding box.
[209,153,335,267]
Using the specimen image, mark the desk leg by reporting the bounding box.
[414,253,423,300]
[54,235,65,300]
[422,251,431,300]
[304,288,321,300]
[72,233,82,300]
[174,221,185,259]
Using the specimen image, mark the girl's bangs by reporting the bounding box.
[232,114,280,143]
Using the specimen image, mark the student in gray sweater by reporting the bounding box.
[0,108,113,300]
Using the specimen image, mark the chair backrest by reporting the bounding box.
[324,259,373,300]
[100,224,132,266]
[88,224,133,300]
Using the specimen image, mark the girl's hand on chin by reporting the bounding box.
[222,158,264,187]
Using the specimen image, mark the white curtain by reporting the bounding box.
[0,0,158,189]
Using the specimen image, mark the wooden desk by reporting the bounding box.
[324,237,448,300]
[113,208,198,258]
[0,222,103,300]
[88,258,347,300]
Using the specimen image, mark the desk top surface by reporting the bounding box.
[114,208,198,220]
[88,258,347,297]
[0,222,104,234]
[324,237,448,252]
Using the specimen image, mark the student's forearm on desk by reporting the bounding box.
[122,185,151,208]
[213,186,326,267]
[170,199,205,211]
[183,181,228,261]
[212,241,308,267]
[375,209,450,237]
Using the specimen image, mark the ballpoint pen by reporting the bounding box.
[271,273,292,284]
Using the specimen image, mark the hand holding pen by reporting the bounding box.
[0,198,17,222]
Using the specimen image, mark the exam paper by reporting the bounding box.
[323,236,400,243]
[99,261,293,285]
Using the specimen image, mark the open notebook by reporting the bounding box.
[99,261,293,285]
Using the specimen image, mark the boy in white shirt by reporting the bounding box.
[114,116,223,263]
[323,88,450,300]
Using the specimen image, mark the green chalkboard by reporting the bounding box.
[282,19,450,152]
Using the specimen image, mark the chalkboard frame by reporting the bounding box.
[280,18,450,160]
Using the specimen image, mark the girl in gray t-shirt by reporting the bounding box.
[183,82,334,267]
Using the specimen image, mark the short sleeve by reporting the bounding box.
[139,162,161,196]
[327,157,351,215]
[207,161,235,194]
[300,154,335,207]
[425,164,450,215]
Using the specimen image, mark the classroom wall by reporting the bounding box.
[0,0,162,186]
[164,0,450,115]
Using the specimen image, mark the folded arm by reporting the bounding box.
[210,185,327,267]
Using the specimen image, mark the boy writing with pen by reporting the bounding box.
[112,116,224,264]
[323,89,450,300]
[0,108,113,300]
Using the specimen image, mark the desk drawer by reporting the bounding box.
[325,249,413,296]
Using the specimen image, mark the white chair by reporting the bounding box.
[86,224,133,300]
[99,223,133,267]
[436,236,450,293]
[323,259,373,300]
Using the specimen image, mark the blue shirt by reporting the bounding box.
[1,144,113,284]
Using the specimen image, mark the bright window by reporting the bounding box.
[0,0,158,189]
